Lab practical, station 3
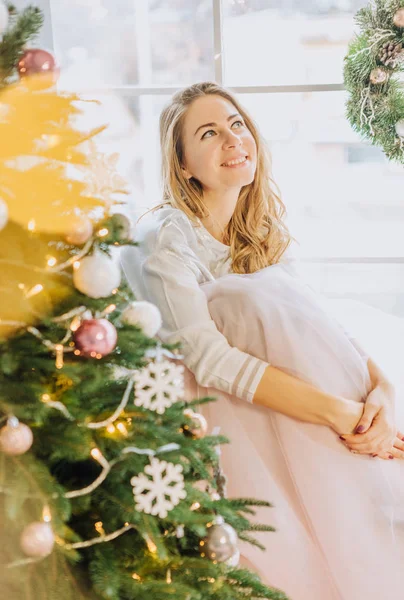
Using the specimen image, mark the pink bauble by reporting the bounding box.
[20,522,55,558]
[0,419,33,455]
[65,214,93,245]
[17,49,59,88]
[73,319,117,358]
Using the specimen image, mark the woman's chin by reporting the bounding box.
[222,168,256,187]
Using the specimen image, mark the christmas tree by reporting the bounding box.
[0,30,288,600]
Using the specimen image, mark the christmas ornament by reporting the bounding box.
[65,214,93,245]
[73,251,121,298]
[395,119,404,138]
[130,457,187,518]
[17,49,59,87]
[203,516,238,563]
[393,7,404,28]
[121,301,162,337]
[99,213,132,244]
[369,67,389,85]
[183,408,208,439]
[226,548,240,567]
[73,318,117,358]
[77,139,129,206]
[0,0,9,37]
[378,41,404,67]
[0,197,8,231]
[345,2,404,163]
[133,359,184,414]
[20,522,55,558]
[0,417,33,455]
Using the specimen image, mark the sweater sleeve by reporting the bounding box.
[140,223,269,403]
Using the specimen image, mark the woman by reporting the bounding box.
[122,82,404,600]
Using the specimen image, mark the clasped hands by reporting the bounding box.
[338,380,404,460]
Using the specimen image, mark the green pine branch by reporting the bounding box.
[0,4,44,86]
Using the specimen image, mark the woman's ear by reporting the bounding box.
[181,166,192,180]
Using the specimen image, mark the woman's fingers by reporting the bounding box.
[389,447,404,459]
[397,431,404,442]
[371,451,395,460]
[342,434,390,454]
[341,420,395,454]
[351,436,404,460]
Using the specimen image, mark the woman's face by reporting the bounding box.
[180,95,257,193]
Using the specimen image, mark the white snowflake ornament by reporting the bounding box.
[131,457,187,518]
[133,359,184,414]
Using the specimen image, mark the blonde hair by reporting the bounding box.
[142,81,295,274]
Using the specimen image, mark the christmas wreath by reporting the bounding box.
[344,1,404,163]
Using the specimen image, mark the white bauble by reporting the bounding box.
[395,119,404,138]
[20,522,55,558]
[0,1,9,37]
[0,198,8,231]
[73,251,121,298]
[121,301,162,337]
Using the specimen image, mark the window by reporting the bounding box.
[30,0,404,316]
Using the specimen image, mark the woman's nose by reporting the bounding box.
[223,129,242,147]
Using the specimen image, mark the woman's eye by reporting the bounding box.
[201,120,244,139]
[201,129,215,139]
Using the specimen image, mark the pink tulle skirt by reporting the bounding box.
[184,263,404,600]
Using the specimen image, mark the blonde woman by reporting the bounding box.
[122,82,404,600]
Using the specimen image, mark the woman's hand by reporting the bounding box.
[339,380,397,458]
[331,398,364,435]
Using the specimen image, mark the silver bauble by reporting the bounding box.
[65,214,93,245]
[203,516,238,562]
[183,408,208,439]
[226,548,240,567]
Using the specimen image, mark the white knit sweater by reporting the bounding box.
[122,205,299,403]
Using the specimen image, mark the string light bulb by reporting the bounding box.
[94,521,105,535]
[42,505,52,523]
[25,284,43,298]
[116,422,128,436]
[55,344,64,369]
[90,448,102,461]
